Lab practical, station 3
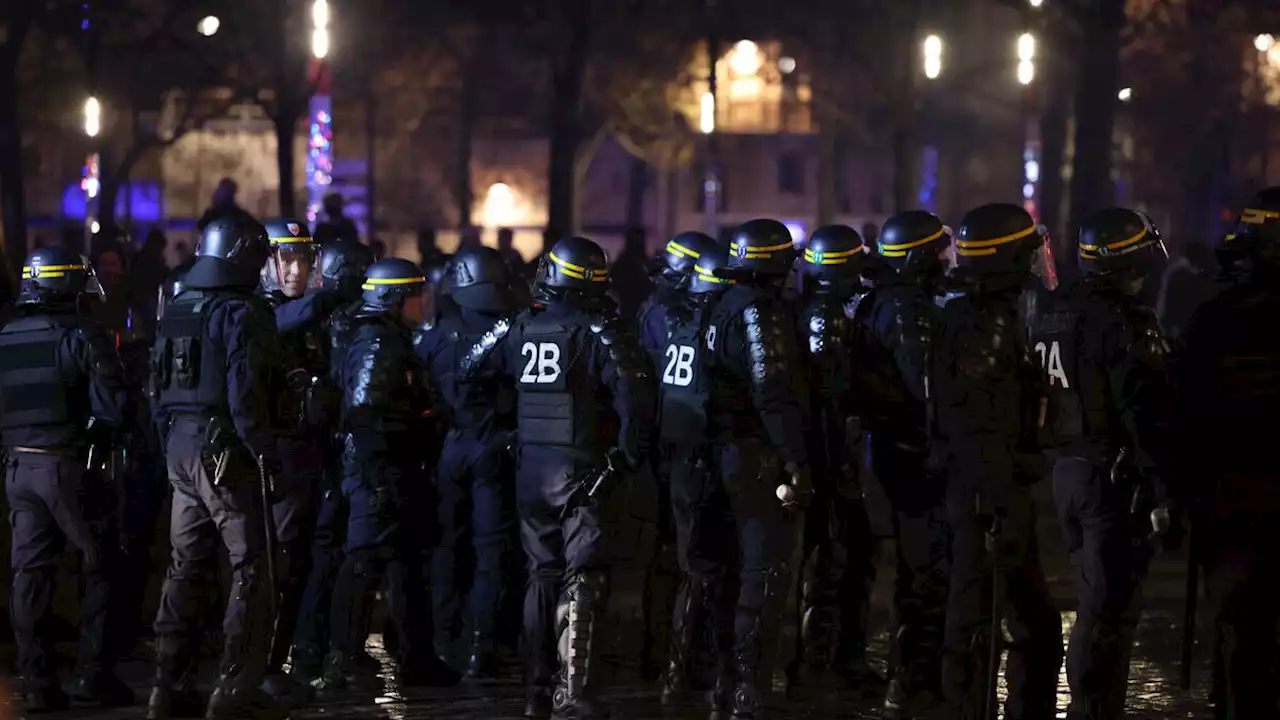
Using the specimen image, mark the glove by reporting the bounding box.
[1153,499,1185,552]
[777,461,813,511]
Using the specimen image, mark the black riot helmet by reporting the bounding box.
[955,203,1057,290]
[650,231,719,288]
[320,236,374,297]
[725,219,797,276]
[261,218,320,297]
[1222,186,1280,266]
[450,245,517,313]
[17,246,103,307]
[361,257,426,311]
[1078,207,1168,279]
[878,210,952,277]
[536,236,610,294]
[184,214,271,289]
[798,225,868,294]
[689,238,736,295]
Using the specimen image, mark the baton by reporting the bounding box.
[257,455,280,624]
[1179,528,1198,691]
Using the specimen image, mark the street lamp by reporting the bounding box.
[923,34,943,80]
[700,91,715,134]
[197,15,219,37]
[1029,0,1044,7]
[82,96,101,237]
[83,96,101,137]
[1017,32,1036,85]
[306,0,333,225]
[1118,86,1132,102]
[1256,34,1275,53]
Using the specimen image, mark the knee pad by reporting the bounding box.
[566,570,609,605]
[167,557,218,584]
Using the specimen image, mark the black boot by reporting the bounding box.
[205,671,283,720]
[466,630,503,679]
[661,573,709,705]
[552,571,609,719]
[71,670,136,707]
[525,686,553,718]
[20,677,70,715]
[148,639,204,720]
[788,602,841,698]
[729,569,790,719]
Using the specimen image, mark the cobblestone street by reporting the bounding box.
[0,487,1218,719]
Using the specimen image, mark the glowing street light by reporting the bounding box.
[728,40,761,76]
[922,34,943,80]
[1029,0,1044,7]
[1256,34,1275,53]
[1017,32,1036,85]
[700,91,715,134]
[311,0,330,59]
[83,96,101,137]
[197,15,219,37]
[1118,86,1132,102]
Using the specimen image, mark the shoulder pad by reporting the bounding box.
[458,315,514,379]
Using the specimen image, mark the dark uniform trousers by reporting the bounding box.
[329,441,430,668]
[1202,477,1280,720]
[8,451,114,686]
[942,471,1062,720]
[716,441,802,709]
[871,436,950,698]
[664,442,736,690]
[153,417,272,689]
[1052,457,1151,720]
[795,455,877,688]
[267,436,323,673]
[293,455,348,672]
[517,445,612,695]
[640,460,678,678]
[431,429,513,653]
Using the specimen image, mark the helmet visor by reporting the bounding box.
[263,243,320,297]
[81,255,106,301]
[1030,225,1059,291]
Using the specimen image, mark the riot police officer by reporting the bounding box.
[1176,187,1280,719]
[0,247,131,711]
[256,219,333,698]
[635,233,738,704]
[458,236,653,718]
[319,258,460,690]
[931,203,1063,719]
[291,235,375,684]
[636,231,717,682]
[417,245,520,677]
[1028,208,1173,720]
[788,225,879,697]
[705,218,812,718]
[148,215,283,720]
[864,210,954,718]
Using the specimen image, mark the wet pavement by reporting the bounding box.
[0,486,1219,719]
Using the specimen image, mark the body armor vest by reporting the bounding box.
[1026,294,1085,444]
[0,315,77,432]
[706,288,756,436]
[153,291,227,413]
[513,312,592,448]
[658,301,711,443]
[278,321,334,436]
[437,312,516,432]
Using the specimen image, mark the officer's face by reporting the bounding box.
[280,252,311,297]
[401,290,427,325]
